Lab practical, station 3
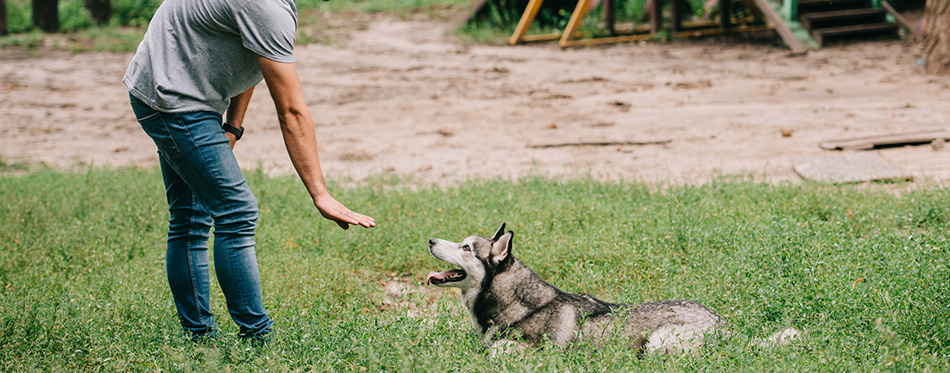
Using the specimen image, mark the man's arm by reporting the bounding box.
[224,86,255,148]
[257,55,376,230]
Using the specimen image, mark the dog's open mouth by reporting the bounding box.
[426,269,466,285]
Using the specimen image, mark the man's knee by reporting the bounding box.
[167,208,214,241]
[215,197,258,237]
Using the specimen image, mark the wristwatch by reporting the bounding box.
[222,122,244,141]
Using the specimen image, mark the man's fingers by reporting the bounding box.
[315,196,375,229]
[341,209,375,228]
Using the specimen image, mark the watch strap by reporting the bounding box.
[222,122,244,141]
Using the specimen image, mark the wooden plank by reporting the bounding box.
[793,153,910,183]
[559,25,773,47]
[812,22,898,41]
[818,131,950,150]
[529,139,672,148]
[509,0,546,45]
[799,8,885,23]
[522,33,562,42]
[560,33,655,47]
[752,0,809,54]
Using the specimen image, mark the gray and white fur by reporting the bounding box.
[426,223,800,356]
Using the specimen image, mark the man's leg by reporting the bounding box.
[131,94,272,340]
[161,110,273,340]
[160,158,218,339]
[132,94,218,339]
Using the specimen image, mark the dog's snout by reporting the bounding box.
[428,238,437,247]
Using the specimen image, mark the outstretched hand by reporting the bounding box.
[314,193,376,230]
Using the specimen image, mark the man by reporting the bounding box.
[123,0,375,342]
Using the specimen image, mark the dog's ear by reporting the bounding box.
[491,223,507,241]
[490,230,513,263]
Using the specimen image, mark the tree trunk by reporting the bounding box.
[923,0,950,74]
[83,0,110,25]
[32,0,59,32]
[0,0,8,36]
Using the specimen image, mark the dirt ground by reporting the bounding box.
[1,20,949,185]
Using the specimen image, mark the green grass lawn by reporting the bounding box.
[1,168,949,371]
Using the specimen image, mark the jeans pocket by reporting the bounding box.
[137,111,181,162]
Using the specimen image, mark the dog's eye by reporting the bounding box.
[461,244,471,252]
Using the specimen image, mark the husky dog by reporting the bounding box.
[426,223,800,356]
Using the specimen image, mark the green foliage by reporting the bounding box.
[2,168,950,370]
[0,0,472,51]
[4,0,162,32]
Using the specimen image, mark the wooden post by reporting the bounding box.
[509,0,546,45]
[651,0,663,33]
[720,0,731,28]
[559,0,591,45]
[670,0,681,32]
[32,0,59,31]
[0,0,7,36]
[604,0,615,35]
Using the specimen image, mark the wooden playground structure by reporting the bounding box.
[504,0,914,53]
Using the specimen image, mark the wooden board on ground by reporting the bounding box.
[792,153,910,183]
[529,139,672,148]
[818,130,950,150]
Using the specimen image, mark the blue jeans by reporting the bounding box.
[130,93,272,340]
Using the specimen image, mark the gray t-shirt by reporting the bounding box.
[123,0,297,114]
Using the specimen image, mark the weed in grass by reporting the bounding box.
[2,168,950,370]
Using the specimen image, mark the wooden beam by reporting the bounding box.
[559,0,591,44]
[559,24,773,47]
[752,0,808,54]
[561,33,655,47]
[530,139,672,148]
[522,33,562,42]
[818,131,950,151]
[720,0,731,28]
[882,0,918,35]
[509,0,546,45]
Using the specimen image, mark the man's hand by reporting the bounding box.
[314,193,376,230]
[225,131,237,149]
[225,86,254,150]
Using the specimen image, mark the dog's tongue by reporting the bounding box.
[425,271,445,285]
[426,270,461,285]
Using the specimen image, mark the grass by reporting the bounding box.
[1,167,950,370]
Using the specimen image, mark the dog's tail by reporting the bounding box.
[754,327,803,348]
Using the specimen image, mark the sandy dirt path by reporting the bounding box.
[1,21,948,185]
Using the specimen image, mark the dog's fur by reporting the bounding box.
[426,223,800,356]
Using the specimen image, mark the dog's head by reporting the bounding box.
[426,223,513,289]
